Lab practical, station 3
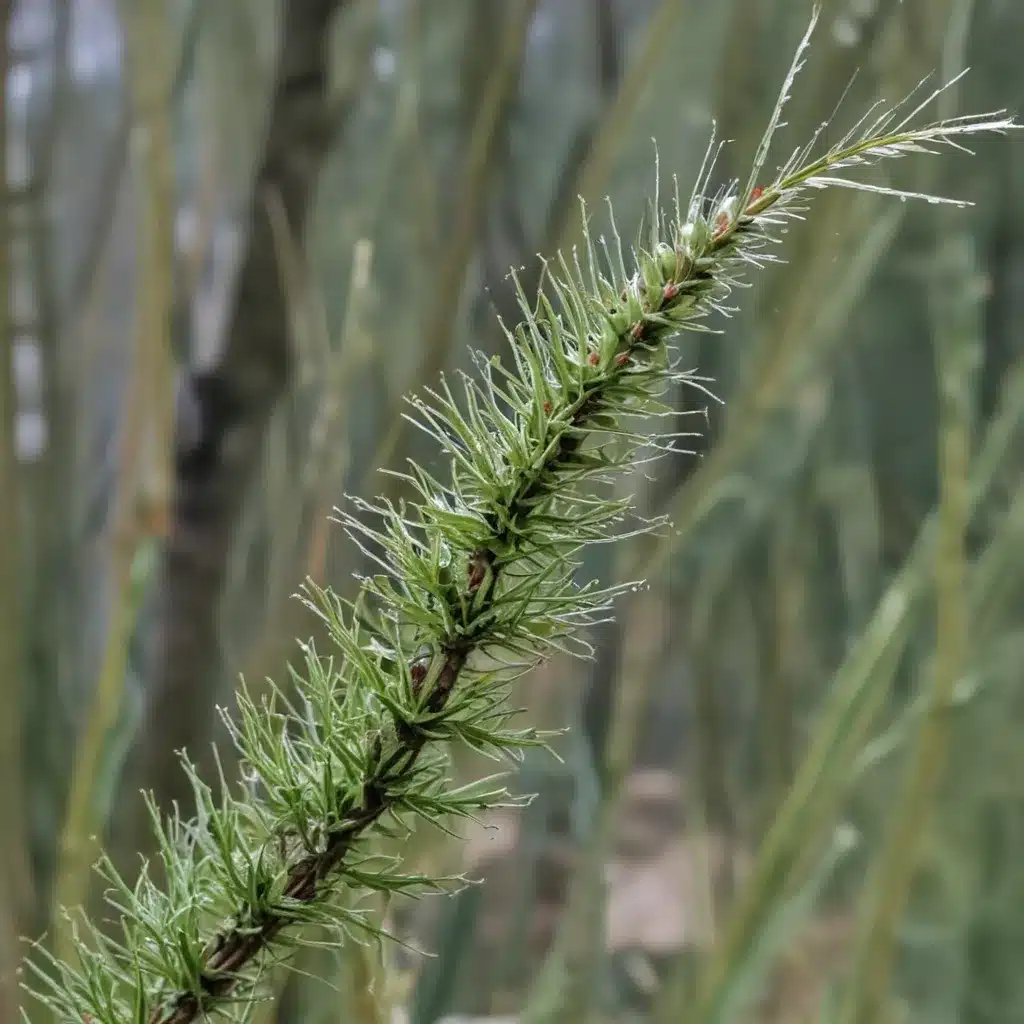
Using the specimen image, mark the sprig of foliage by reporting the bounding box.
[24,9,1017,1023]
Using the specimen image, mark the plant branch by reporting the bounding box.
[23,10,1017,1024]
[126,208,712,1024]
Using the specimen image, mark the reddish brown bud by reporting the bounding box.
[713,211,730,238]
[587,352,600,366]
[615,352,630,367]
[410,662,427,688]
[662,282,680,302]
[543,401,552,414]
[629,321,645,343]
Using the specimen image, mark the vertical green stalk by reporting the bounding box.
[126,0,176,533]
[840,3,979,1015]
[683,348,1024,1024]
[520,593,660,1023]
[840,238,980,1024]
[52,0,175,961]
[368,0,539,485]
[0,4,34,1015]
[552,0,719,254]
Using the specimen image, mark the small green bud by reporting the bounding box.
[623,289,645,325]
[640,252,665,309]
[656,244,685,281]
[678,219,710,255]
[606,303,632,337]
[664,293,698,322]
[596,278,619,308]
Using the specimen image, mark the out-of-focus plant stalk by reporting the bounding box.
[841,6,979,1016]
[685,351,1024,1024]
[841,238,979,1024]
[126,0,175,531]
[367,0,539,491]
[244,237,377,1024]
[52,0,175,962]
[0,4,34,1015]
[553,0,694,254]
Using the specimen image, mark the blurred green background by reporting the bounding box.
[2,0,1024,1021]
